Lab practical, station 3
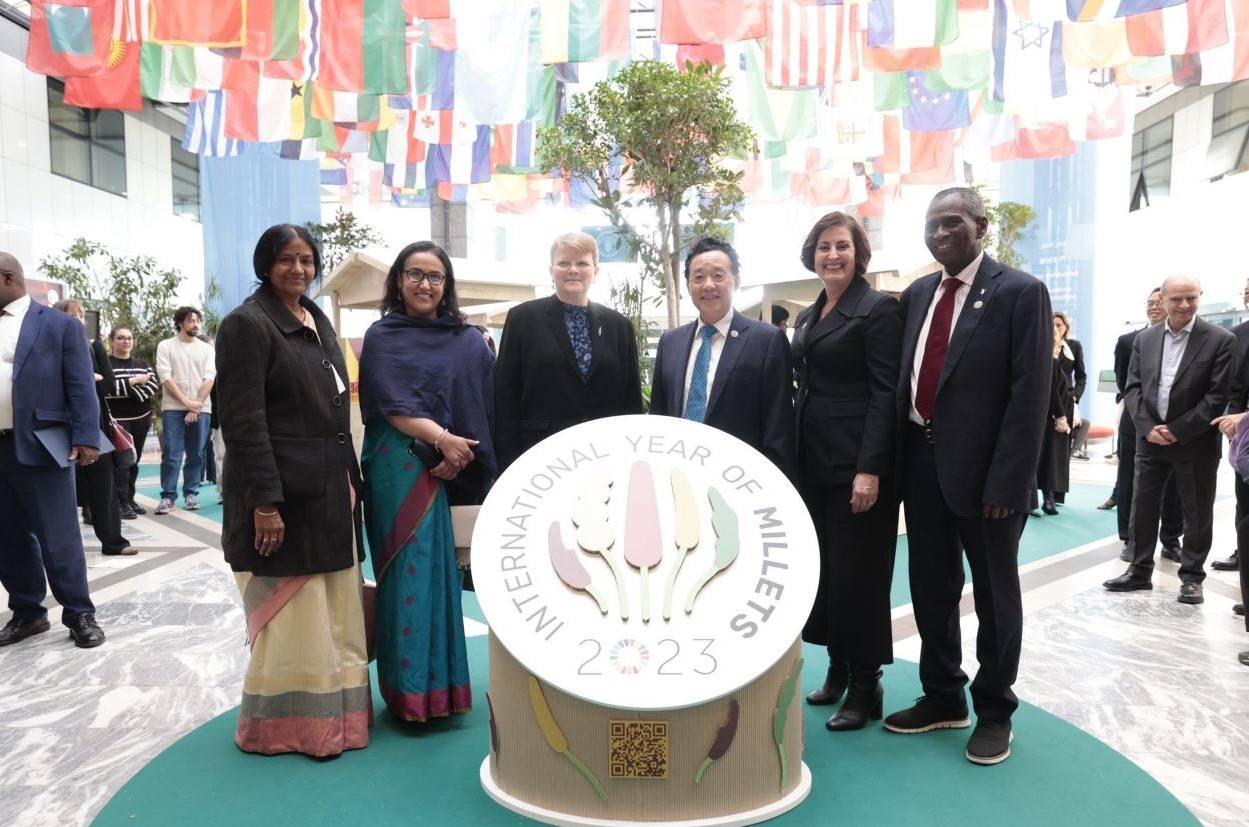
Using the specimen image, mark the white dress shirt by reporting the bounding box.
[909,251,984,425]
[1157,316,1194,420]
[682,310,734,416]
[0,294,32,430]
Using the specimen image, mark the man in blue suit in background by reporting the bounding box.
[0,252,106,648]
[649,237,796,476]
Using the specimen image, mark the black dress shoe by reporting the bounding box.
[1211,552,1240,572]
[966,720,1013,765]
[129,501,147,515]
[1097,497,1117,511]
[1239,651,1249,667]
[119,503,138,520]
[68,614,105,648]
[883,695,970,734]
[1042,501,1059,516]
[1235,604,1245,617]
[806,660,849,706]
[826,666,883,731]
[0,617,51,647]
[1177,582,1204,604]
[1103,570,1152,592]
[1160,545,1181,563]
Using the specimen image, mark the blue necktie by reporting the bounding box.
[684,325,717,422]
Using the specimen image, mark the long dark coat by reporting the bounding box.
[215,287,363,576]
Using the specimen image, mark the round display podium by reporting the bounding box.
[471,416,819,826]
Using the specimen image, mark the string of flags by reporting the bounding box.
[21,0,1249,215]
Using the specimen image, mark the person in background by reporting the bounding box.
[155,307,215,514]
[215,224,369,757]
[1111,289,1183,560]
[771,304,790,331]
[1054,314,1086,494]
[1211,277,1249,577]
[105,326,158,519]
[1211,408,1249,665]
[649,237,796,475]
[1105,276,1236,604]
[789,212,901,731]
[359,241,495,723]
[885,188,1051,766]
[1035,312,1080,516]
[493,232,641,472]
[55,300,135,557]
[473,323,498,357]
[0,252,105,648]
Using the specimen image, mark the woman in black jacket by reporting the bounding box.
[215,224,369,757]
[493,232,643,471]
[1037,312,1082,514]
[791,212,902,731]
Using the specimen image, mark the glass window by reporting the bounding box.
[170,137,200,221]
[46,79,128,197]
[1129,116,1171,211]
[1208,82,1249,180]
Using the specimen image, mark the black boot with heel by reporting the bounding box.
[826,664,883,731]
[806,657,849,706]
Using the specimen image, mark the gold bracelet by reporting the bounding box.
[255,508,279,516]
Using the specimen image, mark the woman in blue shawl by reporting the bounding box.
[358,241,495,721]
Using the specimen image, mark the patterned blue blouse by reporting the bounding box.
[562,301,593,380]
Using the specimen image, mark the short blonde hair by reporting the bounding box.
[550,232,599,267]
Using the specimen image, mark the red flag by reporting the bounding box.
[406,0,450,17]
[149,0,246,47]
[62,39,142,110]
[25,0,114,77]
[660,0,767,44]
[677,44,726,68]
[863,45,941,72]
[901,129,956,185]
[1234,0,1249,80]
[1016,123,1076,159]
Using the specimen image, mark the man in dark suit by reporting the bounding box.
[1211,277,1249,576]
[649,237,796,475]
[882,188,1051,766]
[1113,288,1183,562]
[1105,276,1237,604]
[0,252,105,648]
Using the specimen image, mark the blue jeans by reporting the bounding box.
[160,411,211,502]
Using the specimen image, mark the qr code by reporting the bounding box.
[608,720,669,779]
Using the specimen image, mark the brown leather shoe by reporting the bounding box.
[0,617,51,647]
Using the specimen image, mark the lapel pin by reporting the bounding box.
[730,329,739,338]
[973,300,984,309]
[597,326,602,336]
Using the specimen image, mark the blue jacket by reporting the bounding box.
[9,301,99,466]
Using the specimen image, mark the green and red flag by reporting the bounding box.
[317,0,409,94]
[540,0,630,64]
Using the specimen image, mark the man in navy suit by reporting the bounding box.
[882,189,1051,765]
[649,237,796,475]
[0,252,105,648]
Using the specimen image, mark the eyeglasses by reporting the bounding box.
[402,268,446,286]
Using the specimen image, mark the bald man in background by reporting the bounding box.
[1105,276,1237,605]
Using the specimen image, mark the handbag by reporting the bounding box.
[110,420,137,469]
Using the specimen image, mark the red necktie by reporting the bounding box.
[914,278,960,422]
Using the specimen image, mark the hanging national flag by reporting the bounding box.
[149,0,246,47]
[541,0,630,64]
[737,43,819,140]
[867,0,958,49]
[764,0,861,89]
[426,125,492,185]
[491,122,539,173]
[140,43,194,102]
[1015,121,1076,157]
[310,82,384,126]
[1125,0,1228,56]
[862,45,942,72]
[406,0,450,17]
[317,0,408,94]
[265,0,320,81]
[902,71,971,131]
[453,0,536,125]
[677,43,727,66]
[411,103,477,144]
[26,0,115,78]
[660,0,768,44]
[1062,18,1135,67]
[991,2,1068,105]
[220,60,296,141]
[234,0,301,62]
[901,129,957,184]
[320,155,350,185]
[183,91,241,156]
[64,38,142,109]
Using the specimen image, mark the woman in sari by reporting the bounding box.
[359,241,495,722]
[216,224,369,756]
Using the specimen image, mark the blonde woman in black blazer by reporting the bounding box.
[493,232,643,471]
[792,211,902,732]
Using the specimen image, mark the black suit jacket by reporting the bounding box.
[650,311,796,476]
[895,254,1053,517]
[1114,327,1145,433]
[791,277,901,485]
[1226,319,1249,414]
[494,295,642,471]
[1124,316,1237,462]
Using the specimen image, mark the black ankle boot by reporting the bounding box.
[806,659,849,706]
[826,665,883,731]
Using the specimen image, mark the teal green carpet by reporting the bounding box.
[94,638,1194,826]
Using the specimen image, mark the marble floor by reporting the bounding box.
[0,457,1246,826]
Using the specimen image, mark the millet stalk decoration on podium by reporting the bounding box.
[472,415,820,826]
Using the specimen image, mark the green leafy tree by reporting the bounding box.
[306,208,384,275]
[39,238,182,368]
[975,187,1037,269]
[538,60,756,329]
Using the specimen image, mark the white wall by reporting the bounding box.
[0,48,204,305]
